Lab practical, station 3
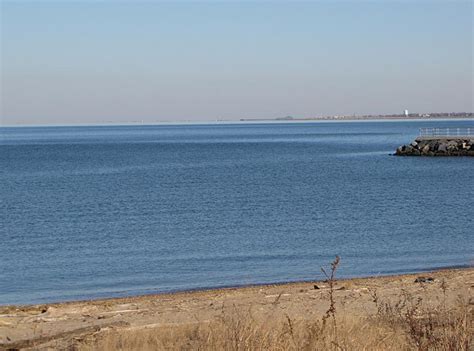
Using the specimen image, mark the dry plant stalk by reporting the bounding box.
[321,255,341,349]
[67,257,471,351]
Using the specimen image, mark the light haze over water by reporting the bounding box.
[2,1,472,125]
[1,119,473,305]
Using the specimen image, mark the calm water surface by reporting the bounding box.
[1,120,473,305]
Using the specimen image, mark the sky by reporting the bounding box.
[1,0,472,125]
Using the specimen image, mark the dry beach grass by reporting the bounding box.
[0,261,472,350]
[76,259,472,351]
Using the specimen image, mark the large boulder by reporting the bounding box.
[438,143,447,153]
[447,140,458,152]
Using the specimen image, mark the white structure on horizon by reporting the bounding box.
[404,109,409,117]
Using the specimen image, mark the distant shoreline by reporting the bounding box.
[2,115,474,128]
[242,114,474,122]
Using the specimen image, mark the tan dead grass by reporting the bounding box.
[73,258,472,351]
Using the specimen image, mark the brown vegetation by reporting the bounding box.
[72,258,472,351]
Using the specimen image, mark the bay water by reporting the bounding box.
[1,119,473,305]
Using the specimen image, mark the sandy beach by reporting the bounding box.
[1,268,472,350]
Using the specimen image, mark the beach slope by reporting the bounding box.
[0,268,472,350]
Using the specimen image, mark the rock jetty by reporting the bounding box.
[395,138,474,156]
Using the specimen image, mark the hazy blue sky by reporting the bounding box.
[1,0,472,125]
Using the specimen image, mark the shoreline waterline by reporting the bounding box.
[2,265,471,308]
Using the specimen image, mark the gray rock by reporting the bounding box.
[429,142,439,151]
[437,143,447,152]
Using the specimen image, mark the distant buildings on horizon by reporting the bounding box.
[257,111,474,122]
